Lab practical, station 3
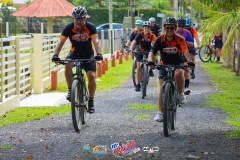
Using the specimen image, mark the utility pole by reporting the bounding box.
[109,0,113,30]
[173,0,178,19]
[130,0,135,28]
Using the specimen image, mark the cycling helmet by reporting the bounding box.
[149,17,155,22]
[185,18,191,27]
[177,17,186,26]
[72,6,87,19]
[143,21,151,27]
[135,20,143,25]
[163,17,177,26]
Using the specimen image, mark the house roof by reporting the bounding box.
[11,0,75,17]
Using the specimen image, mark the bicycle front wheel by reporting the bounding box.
[140,64,148,99]
[198,46,211,62]
[163,82,174,137]
[71,79,83,132]
[132,59,137,87]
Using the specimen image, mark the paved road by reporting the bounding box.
[0,58,240,160]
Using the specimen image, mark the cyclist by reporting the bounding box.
[52,6,103,114]
[129,21,156,91]
[149,17,162,37]
[148,17,194,122]
[214,31,223,62]
[125,20,143,48]
[184,18,201,79]
[176,17,194,95]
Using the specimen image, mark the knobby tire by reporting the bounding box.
[71,79,83,132]
[141,64,148,99]
[163,82,174,137]
[132,59,137,87]
[199,46,211,62]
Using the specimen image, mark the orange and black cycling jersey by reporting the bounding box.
[129,28,142,41]
[134,32,156,51]
[186,26,198,38]
[150,34,188,65]
[60,22,98,58]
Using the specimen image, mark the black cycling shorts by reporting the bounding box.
[158,67,176,79]
[134,54,149,62]
[188,47,196,56]
[215,43,223,49]
[66,52,96,72]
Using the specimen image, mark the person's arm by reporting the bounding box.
[195,36,201,49]
[54,38,66,56]
[92,36,101,54]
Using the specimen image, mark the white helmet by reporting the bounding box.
[149,17,155,22]
[72,6,87,19]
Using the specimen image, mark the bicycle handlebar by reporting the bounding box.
[151,63,188,70]
[57,59,96,65]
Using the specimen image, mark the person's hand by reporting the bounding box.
[94,53,103,61]
[188,61,195,67]
[52,54,60,63]
[147,61,155,68]
[196,45,200,49]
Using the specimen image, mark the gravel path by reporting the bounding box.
[0,58,240,160]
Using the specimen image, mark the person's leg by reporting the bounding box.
[175,69,186,104]
[190,55,196,79]
[83,62,97,114]
[135,61,141,91]
[154,68,165,122]
[184,67,191,95]
[65,52,75,101]
[216,48,222,62]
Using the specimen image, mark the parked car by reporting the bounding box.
[96,23,123,39]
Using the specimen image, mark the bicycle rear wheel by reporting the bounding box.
[210,49,217,62]
[198,46,211,62]
[140,64,148,99]
[132,59,137,87]
[71,79,83,132]
[163,82,174,137]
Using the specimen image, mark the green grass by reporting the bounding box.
[202,62,240,138]
[0,144,15,149]
[127,103,158,110]
[0,105,70,126]
[0,58,133,126]
[125,103,157,121]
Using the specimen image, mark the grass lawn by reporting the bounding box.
[202,62,240,138]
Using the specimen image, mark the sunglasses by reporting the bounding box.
[177,25,184,28]
[164,26,176,30]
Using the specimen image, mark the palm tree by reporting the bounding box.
[199,3,240,72]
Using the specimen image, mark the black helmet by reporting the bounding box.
[163,17,177,26]
[143,21,151,27]
[177,17,186,26]
[72,6,87,19]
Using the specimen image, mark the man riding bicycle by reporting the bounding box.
[52,6,103,114]
[129,21,156,91]
[176,17,194,95]
[149,17,162,37]
[148,17,194,122]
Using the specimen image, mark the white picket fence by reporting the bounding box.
[0,28,133,116]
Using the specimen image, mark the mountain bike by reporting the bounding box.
[59,59,95,133]
[120,37,128,59]
[153,63,186,137]
[198,40,216,62]
[133,51,150,99]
